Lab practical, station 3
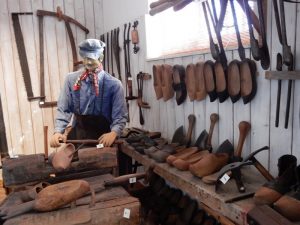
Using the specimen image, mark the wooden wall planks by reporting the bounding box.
[0,0,299,176]
[0,0,102,156]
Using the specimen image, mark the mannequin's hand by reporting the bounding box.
[50,133,67,148]
[98,131,117,147]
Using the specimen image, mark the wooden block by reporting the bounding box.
[2,154,53,187]
[265,71,300,80]
[3,174,141,225]
[78,147,117,167]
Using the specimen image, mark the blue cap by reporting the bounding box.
[78,39,106,60]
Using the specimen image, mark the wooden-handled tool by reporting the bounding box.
[182,114,196,147]
[206,113,219,151]
[235,121,251,160]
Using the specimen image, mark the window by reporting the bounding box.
[146,0,255,59]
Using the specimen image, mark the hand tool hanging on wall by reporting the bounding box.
[257,0,270,70]
[12,7,89,107]
[243,0,261,62]
[110,30,115,77]
[113,28,122,81]
[136,72,151,125]
[124,22,138,122]
[205,1,229,103]
[36,7,89,107]
[206,0,228,69]
[131,21,140,54]
[279,0,294,129]
[272,0,295,128]
[12,12,43,101]
[100,34,106,70]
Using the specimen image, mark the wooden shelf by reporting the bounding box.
[121,143,268,225]
[265,71,300,80]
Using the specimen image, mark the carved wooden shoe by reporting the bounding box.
[186,63,197,101]
[189,152,230,178]
[195,61,207,101]
[204,60,217,102]
[153,64,163,100]
[161,64,174,101]
[227,60,241,103]
[254,164,297,205]
[172,64,187,105]
[166,147,198,165]
[172,150,210,171]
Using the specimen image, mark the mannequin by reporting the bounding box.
[50,39,127,148]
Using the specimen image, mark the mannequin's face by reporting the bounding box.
[83,57,101,71]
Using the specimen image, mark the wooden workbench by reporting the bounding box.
[121,143,268,225]
[4,174,140,225]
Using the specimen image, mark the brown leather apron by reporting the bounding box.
[68,76,111,140]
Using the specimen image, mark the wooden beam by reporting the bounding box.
[265,71,300,80]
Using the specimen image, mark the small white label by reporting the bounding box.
[128,77,132,81]
[39,101,45,105]
[129,177,136,184]
[96,143,104,149]
[123,208,130,219]
[219,173,230,184]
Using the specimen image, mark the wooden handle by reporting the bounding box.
[43,126,48,158]
[149,2,174,16]
[206,113,219,148]
[173,0,193,11]
[150,0,171,8]
[235,121,251,157]
[63,139,123,145]
[253,158,274,181]
[184,114,196,147]
[104,172,146,187]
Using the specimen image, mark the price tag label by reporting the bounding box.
[96,143,104,149]
[39,101,45,105]
[129,177,136,184]
[123,208,130,219]
[219,173,230,184]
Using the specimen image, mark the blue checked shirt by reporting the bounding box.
[54,69,128,136]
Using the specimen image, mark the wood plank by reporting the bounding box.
[204,54,219,149]
[269,0,295,175]
[129,20,140,128]
[63,0,78,72]
[83,0,95,38]
[233,49,251,158]
[218,51,233,148]
[145,60,161,132]
[0,38,13,154]
[19,0,45,155]
[182,56,195,143]
[265,71,300,80]
[250,1,272,170]
[94,0,104,39]
[0,0,23,156]
[292,2,300,161]
[137,16,151,130]
[192,54,206,144]
[54,0,71,87]
[172,57,185,140]
[10,0,35,155]
[165,58,177,140]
